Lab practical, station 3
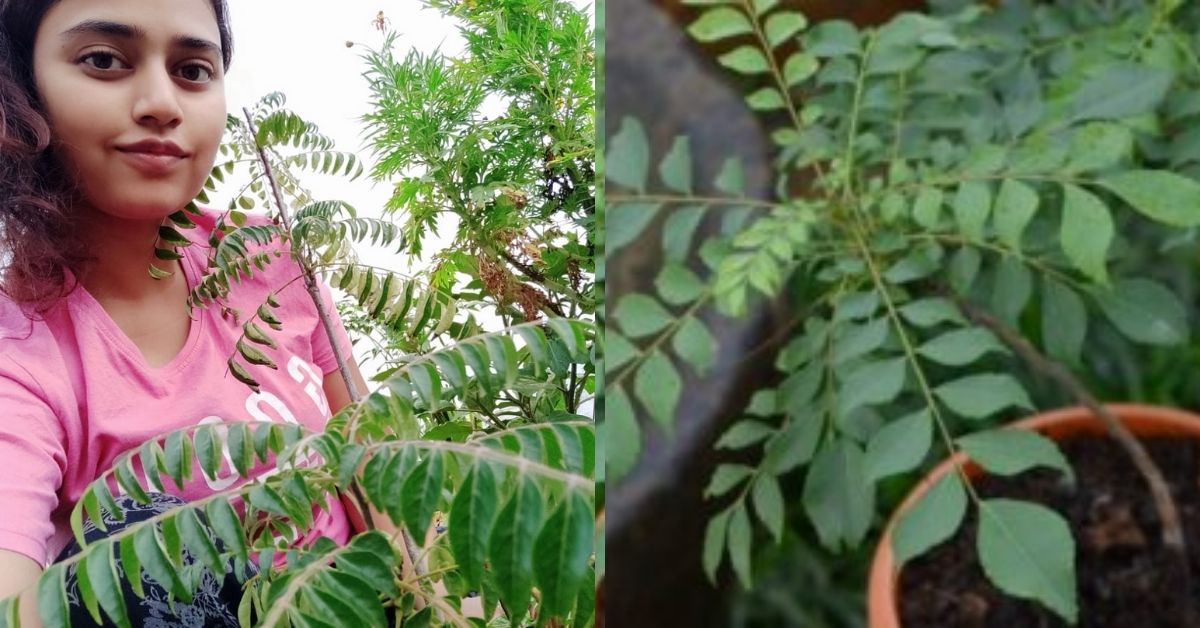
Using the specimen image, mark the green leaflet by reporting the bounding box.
[718,46,771,74]
[948,247,981,295]
[916,327,1006,366]
[714,157,745,196]
[912,187,943,228]
[1093,278,1188,346]
[716,419,775,450]
[752,0,778,15]
[1060,184,1113,284]
[834,290,881,322]
[836,357,907,418]
[401,451,445,541]
[38,566,71,628]
[237,340,278,369]
[133,525,189,602]
[489,477,543,627]
[993,179,1038,250]
[803,438,874,550]
[195,426,221,486]
[953,181,992,242]
[957,429,1075,483]
[884,245,941,284]
[864,409,932,482]
[803,20,860,57]
[305,586,370,627]
[177,508,223,577]
[206,499,248,560]
[74,549,103,625]
[892,471,967,565]
[762,409,823,474]
[117,535,144,600]
[1041,277,1087,366]
[702,507,732,583]
[977,499,1077,623]
[765,12,808,47]
[157,225,191,246]
[705,464,754,498]
[312,571,387,627]
[614,205,662,256]
[449,464,499,592]
[663,205,706,262]
[338,532,398,598]
[727,502,754,588]
[606,388,641,481]
[634,349,682,432]
[114,461,150,504]
[1067,63,1171,124]
[658,136,693,194]
[85,543,131,628]
[673,315,717,376]
[1097,170,1200,227]
[934,373,1033,420]
[533,492,593,621]
[783,52,820,86]
[751,474,785,543]
[655,263,705,307]
[898,298,965,327]
[832,318,890,365]
[990,255,1032,326]
[687,7,754,43]
[1066,122,1133,173]
[228,357,261,393]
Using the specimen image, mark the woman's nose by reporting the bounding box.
[131,67,183,129]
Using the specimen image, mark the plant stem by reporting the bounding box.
[242,108,363,406]
[954,295,1195,619]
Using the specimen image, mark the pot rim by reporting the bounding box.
[866,403,1200,628]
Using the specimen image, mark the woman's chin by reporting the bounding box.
[86,198,192,223]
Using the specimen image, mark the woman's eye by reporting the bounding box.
[80,52,128,71]
[177,64,214,83]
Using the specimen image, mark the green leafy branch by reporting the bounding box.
[608,0,1200,623]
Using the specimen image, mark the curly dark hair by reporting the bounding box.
[0,0,234,316]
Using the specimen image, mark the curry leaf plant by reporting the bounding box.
[358,0,596,326]
[607,0,1200,622]
[352,0,598,447]
[0,71,597,628]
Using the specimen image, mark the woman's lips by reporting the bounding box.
[117,149,185,177]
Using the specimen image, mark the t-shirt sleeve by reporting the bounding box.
[308,274,355,376]
[0,364,65,566]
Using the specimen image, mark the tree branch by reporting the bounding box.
[243,108,363,406]
[490,245,587,314]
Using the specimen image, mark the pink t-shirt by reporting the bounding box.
[0,206,354,566]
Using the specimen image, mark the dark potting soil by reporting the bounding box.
[899,435,1200,628]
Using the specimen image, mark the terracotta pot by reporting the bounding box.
[867,404,1200,628]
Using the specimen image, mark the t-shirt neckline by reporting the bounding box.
[67,247,206,375]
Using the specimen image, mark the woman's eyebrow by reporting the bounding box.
[59,19,221,57]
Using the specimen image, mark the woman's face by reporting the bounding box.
[31,0,226,222]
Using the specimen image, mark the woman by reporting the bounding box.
[0,0,372,625]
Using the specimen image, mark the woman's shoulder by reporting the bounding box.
[0,289,59,346]
[0,297,66,397]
